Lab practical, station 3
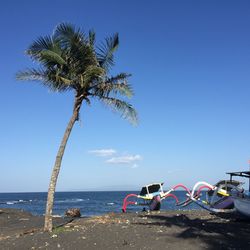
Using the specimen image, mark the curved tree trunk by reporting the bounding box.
[44,94,84,232]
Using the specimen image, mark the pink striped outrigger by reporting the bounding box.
[122,182,190,213]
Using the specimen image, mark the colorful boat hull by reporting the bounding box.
[233,196,250,217]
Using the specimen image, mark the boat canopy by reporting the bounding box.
[139,183,164,196]
[226,171,250,179]
[226,171,250,192]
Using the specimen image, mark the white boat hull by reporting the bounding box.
[234,196,250,217]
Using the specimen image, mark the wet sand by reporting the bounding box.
[1,208,250,249]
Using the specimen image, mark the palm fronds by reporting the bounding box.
[26,36,55,59]
[16,68,71,92]
[97,33,119,71]
[98,96,138,125]
[40,50,66,66]
[91,73,133,98]
[88,30,96,47]
[17,22,137,123]
[16,68,47,82]
[53,23,86,48]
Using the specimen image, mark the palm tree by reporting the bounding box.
[16,23,137,232]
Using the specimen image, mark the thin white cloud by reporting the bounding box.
[89,149,142,168]
[131,163,139,169]
[106,154,142,164]
[88,149,116,157]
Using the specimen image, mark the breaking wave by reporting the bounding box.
[55,198,89,203]
[1,199,31,205]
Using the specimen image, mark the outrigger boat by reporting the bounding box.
[227,170,250,217]
[122,179,243,214]
[122,169,248,215]
[122,182,190,213]
[181,179,243,213]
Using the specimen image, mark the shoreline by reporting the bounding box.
[1,208,250,249]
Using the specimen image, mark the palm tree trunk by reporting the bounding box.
[44,94,84,232]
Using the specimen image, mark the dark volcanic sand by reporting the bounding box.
[1,208,250,249]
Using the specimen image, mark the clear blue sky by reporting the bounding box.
[1,0,250,192]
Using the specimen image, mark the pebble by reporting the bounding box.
[19,218,29,221]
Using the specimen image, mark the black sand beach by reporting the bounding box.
[1,208,250,249]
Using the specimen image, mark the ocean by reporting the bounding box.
[0,191,201,217]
